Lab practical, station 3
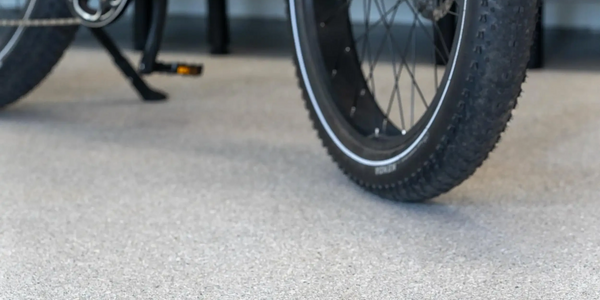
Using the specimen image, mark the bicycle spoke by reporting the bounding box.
[354,0,405,43]
[405,0,452,64]
[373,16,429,109]
[367,0,402,81]
[388,33,430,109]
[317,0,462,138]
[383,9,418,130]
[383,4,416,131]
[367,0,438,127]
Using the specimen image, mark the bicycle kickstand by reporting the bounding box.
[89,0,203,102]
[90,28,167,102]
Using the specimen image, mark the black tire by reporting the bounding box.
[288,0,538,202]
[0,0,79,109]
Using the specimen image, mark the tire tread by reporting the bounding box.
[288,0,539,202]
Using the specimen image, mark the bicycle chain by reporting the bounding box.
[0,1,455,27]
[0,18,81,27]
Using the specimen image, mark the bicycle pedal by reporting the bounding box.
[153,62,204,76]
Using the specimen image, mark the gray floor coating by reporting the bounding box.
[1,19,600,299]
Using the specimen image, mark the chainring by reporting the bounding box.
[67,0,130,28]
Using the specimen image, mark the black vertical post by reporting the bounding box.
[434,4,457,65]
[527,0,544,69]
[208,0,230,54]
[134,0,153,51]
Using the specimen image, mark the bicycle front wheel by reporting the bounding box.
[288,0,538,202]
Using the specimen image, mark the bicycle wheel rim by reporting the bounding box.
[291,0,468,166]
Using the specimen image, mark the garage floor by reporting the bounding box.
[1,20,600,299]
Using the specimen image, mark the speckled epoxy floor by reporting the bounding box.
[1,18,600,299]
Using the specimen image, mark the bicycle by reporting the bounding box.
[0,0,539,202]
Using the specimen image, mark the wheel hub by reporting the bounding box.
[67,0,130,27]
[413,0,455,21]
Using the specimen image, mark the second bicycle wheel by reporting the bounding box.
[288,0,538,202]
[0,0,78,109]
